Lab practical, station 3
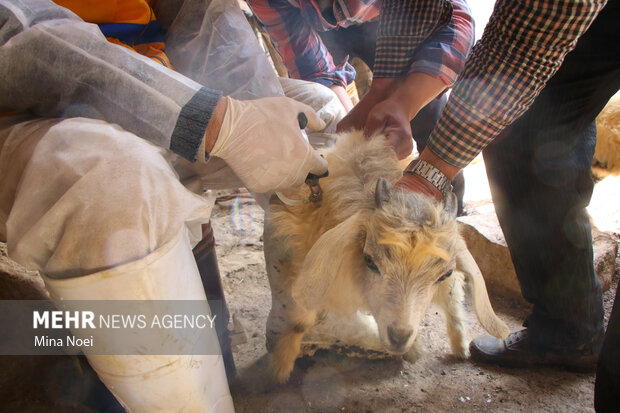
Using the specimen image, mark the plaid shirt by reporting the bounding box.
[247,0,474,88]
[426,0,608,168]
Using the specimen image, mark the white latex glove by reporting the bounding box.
[210,96,328,193]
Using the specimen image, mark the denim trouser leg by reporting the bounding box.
[482,0,620,351]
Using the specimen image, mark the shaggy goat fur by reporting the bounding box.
[263,131,509,383]
[593,94,620,180]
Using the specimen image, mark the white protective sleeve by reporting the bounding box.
[0,0,221,163]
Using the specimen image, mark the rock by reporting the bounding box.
[457,214,524,304]
[458,213,618,302]
[592,228,618,291]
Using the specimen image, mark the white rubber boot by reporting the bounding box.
[42,228,235,413]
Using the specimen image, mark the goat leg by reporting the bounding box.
[269,309,316,383]
[434,271,469,358]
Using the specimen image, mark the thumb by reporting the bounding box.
[307,148,329,176]
[297,104,326,131]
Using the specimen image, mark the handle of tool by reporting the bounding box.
[297,112,329,181]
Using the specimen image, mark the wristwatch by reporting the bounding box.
[404,160,453,198]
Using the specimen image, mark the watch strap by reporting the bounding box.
[404,159,453,198]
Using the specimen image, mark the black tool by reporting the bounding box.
[298,112,329,204]
[297,112,308,129]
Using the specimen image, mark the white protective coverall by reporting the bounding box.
[0,0,344,411]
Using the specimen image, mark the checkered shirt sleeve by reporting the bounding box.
[428,0,607,168]
[247,0,356,88]
[374,0,475,84]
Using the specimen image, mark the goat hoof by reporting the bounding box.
[273,366,293,384]
[403,340,423,363]
[270,355,295,383]
[454,346,470,360]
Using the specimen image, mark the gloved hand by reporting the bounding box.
[210,96,328,193]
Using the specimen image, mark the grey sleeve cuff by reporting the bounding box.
[170,87,223,162]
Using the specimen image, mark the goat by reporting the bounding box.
[263,130,509,383]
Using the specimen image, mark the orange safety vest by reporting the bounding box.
[54,0,172,67]
[1,1,173,117]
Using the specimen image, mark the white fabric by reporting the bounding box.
[160,0,284,100]
[43,228,234,413]
[0,0,205,155]
[0,116,213,278]
[210,96,328,193]
[278,78,347,137]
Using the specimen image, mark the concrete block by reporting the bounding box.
[458,213,618,303]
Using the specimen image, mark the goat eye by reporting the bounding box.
[364,254,379,273]
[437,270,453,283]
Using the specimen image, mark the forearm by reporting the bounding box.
[0,0,221,162]
[329,85,354,112]
[386,72,447,120]
[374,0,453,78]
[408,0,474,86]
[203,97,227,153]
[247,0,354,89]
[427,0,607,169]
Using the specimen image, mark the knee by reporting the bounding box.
[8,118,211,276]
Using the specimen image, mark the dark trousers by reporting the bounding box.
[192,222,236,380]
[481,0,619,401]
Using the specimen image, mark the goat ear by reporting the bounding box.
[374,177,392,208]
[443,192,458,217]
[455,236,510,339]
[292,212,363,311]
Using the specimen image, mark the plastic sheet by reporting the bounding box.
[159,0,284,100]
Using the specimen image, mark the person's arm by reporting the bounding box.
[407,0,474,88]
[369,0,474,131]
[338,0,474,142]
[329,84,354,112]
[0,0,221,163]
[362,72,448,158]
[246,0,355,103]
[399,0,608,199]
[0,0,328,194]
[373,0,453,79]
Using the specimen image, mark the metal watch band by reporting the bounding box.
[405,160,453,198]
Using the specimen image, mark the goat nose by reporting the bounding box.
[387,325,413,347]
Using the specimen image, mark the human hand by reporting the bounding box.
[336,78,401,133]
[363,96,414,160]
[209,96,328,193]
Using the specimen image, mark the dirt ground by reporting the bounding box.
[212,188,618,413]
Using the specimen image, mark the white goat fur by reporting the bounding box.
[264,131,509,383]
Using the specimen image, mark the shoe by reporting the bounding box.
[469,329,599,373]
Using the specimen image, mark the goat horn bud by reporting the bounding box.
[375,177,392,208]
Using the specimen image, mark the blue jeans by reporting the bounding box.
[482,0,620,353]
